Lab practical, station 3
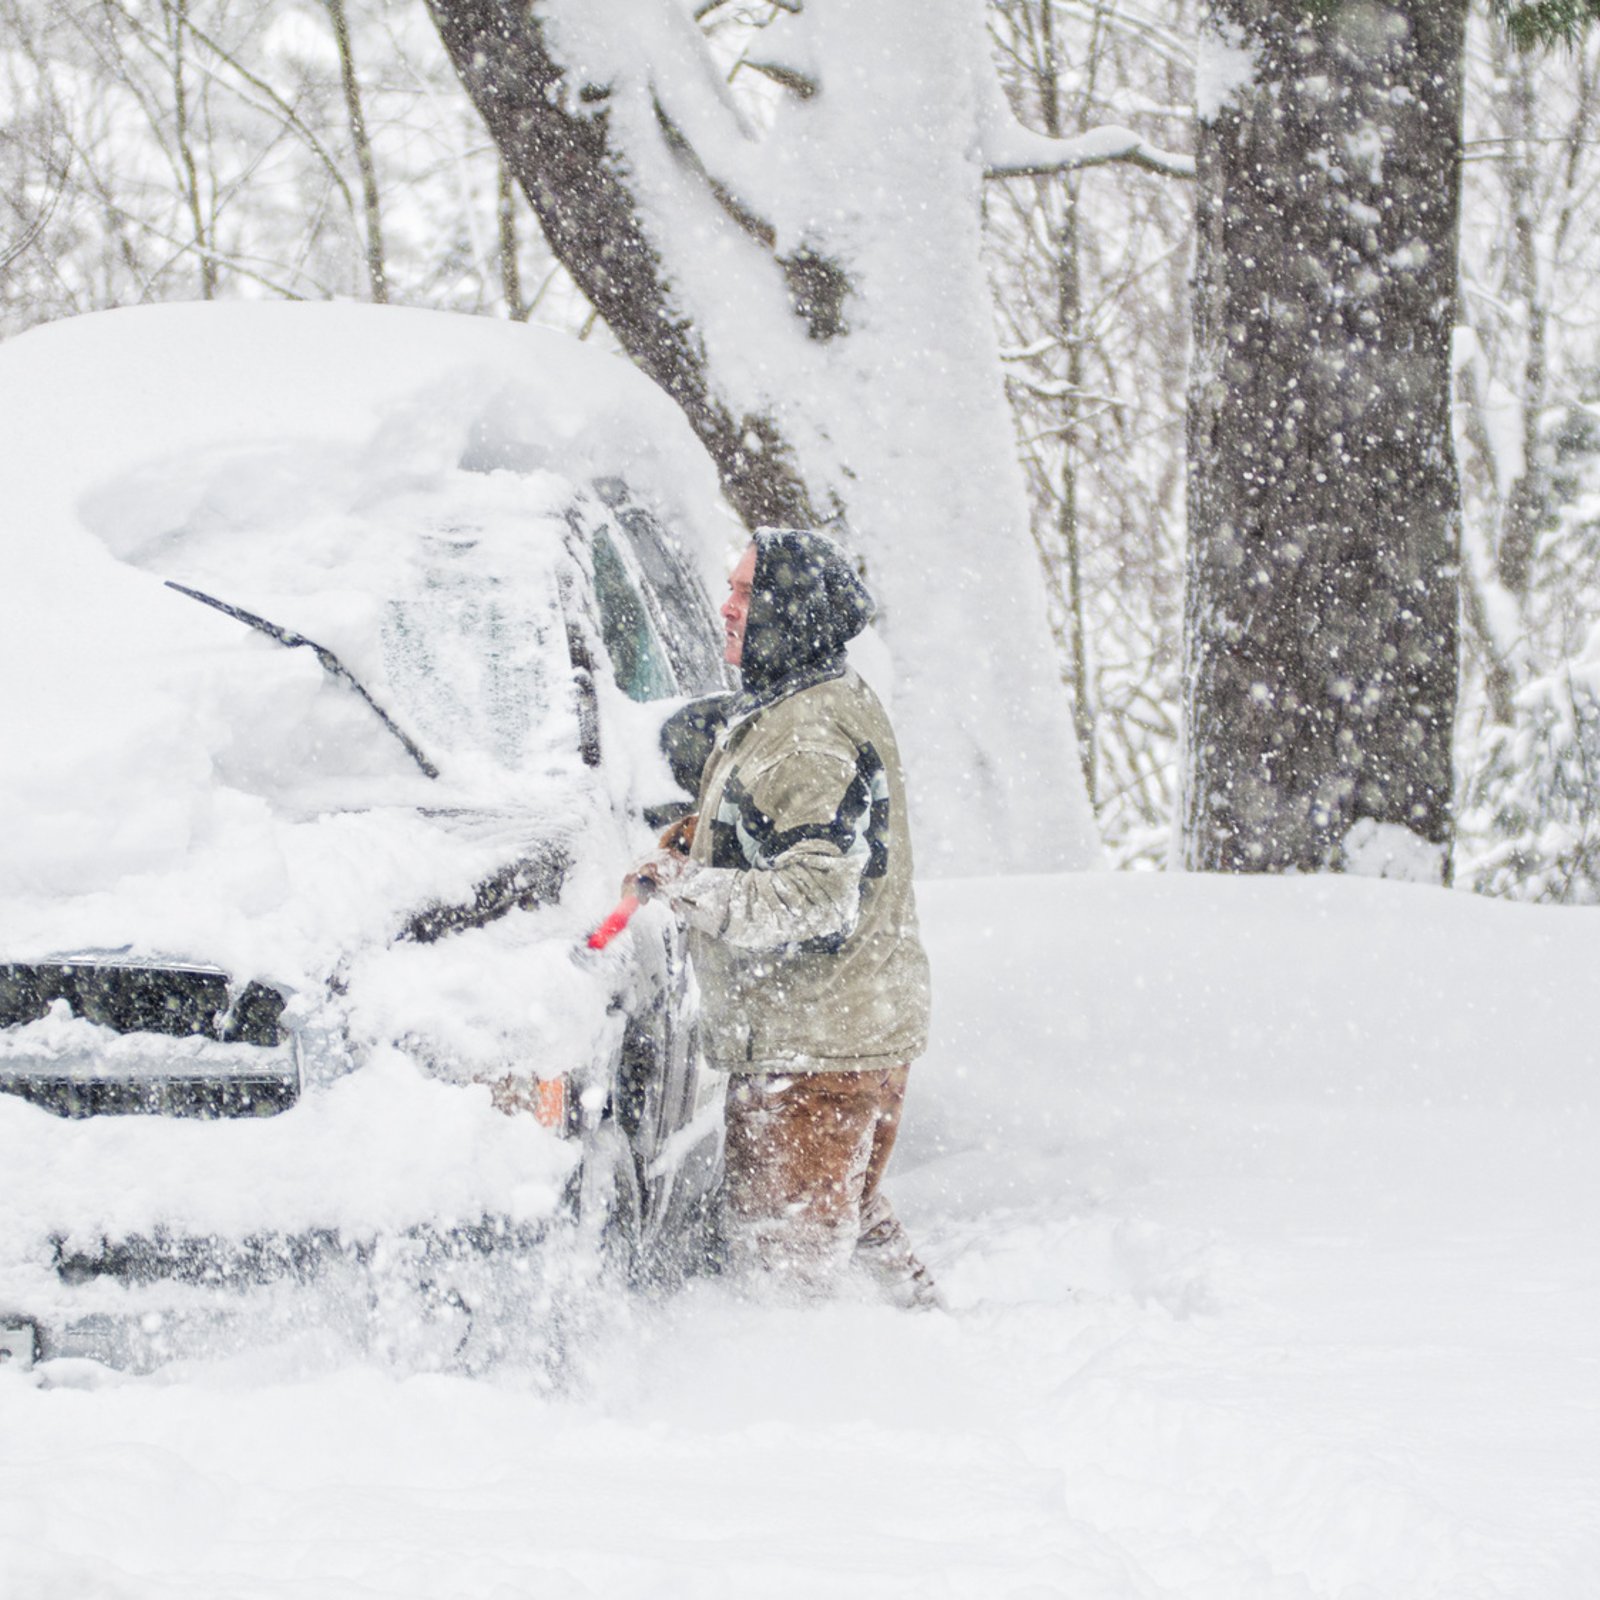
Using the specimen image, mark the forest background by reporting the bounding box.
[5,0,1599,900]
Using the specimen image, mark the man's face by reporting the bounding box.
[721,543,757,666]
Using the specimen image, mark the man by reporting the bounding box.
[627,528,938,1307]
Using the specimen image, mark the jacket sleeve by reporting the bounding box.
[668,745,870,952]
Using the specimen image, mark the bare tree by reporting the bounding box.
[1455,10,1600,899]
[0,0,569,333]
[988,0,1194,865]
[0,59,70,281]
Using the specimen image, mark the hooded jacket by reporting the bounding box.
[669,529,931,1074]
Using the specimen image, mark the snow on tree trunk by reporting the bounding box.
[426,0,1102,874]
[1182,0,1465,880]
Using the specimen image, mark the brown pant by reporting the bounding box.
[723,1066,936,1303]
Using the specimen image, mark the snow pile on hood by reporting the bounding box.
[0,303,730,1268]
[0,303,732,989]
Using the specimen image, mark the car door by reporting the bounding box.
[582,492,728,1280]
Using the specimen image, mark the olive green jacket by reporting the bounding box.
[671,668,931,1074]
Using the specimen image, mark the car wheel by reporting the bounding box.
[574,1116,643,1279]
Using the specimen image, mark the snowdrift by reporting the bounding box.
[2,872,1596,1599]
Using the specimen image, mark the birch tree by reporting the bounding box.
[425,0,1190,872]
[1455,11,1600,899]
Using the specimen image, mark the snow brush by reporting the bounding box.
[585,894,643,951]
[581,817,690,953]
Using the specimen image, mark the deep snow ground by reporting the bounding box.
[2,874,1597,1600]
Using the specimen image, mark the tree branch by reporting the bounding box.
[0,132,69,272]
[1492,0,1600,50]
[650,95,849,338]
[324,0,388,302]
[738,58,818,98]
[984,122,1195,180]
[426,0,820,528]
[107,0,364,236]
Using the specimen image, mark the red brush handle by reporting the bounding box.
[587,894,641,951]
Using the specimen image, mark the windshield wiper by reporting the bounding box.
[165,581,440,779]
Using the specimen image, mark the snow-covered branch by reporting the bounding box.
[738,58,817,98]
[983,121,1194,180]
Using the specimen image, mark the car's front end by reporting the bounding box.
[0,302,732,1374]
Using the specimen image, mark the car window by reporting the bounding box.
[591,480,727,697]
[590,525,676,702]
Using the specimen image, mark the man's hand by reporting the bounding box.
[620,813,698,902]
[621,849,688,904]
[657,813,698,856]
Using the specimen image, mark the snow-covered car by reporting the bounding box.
[0,304,735,1372]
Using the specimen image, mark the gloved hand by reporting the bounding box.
[657,812,698,856]
[620,849,690,905]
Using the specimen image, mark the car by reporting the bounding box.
[0,302,734,1374]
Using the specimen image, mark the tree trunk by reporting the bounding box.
[1183,0,1466,879]
[168,0,216,301]
[424,0,818,531]
[1039,0,1097,804]
[325,0,387,304]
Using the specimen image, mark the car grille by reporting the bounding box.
[0,960,298,1119]
[1,1070,298,1119]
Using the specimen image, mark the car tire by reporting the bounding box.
[574,1116,643,1279]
